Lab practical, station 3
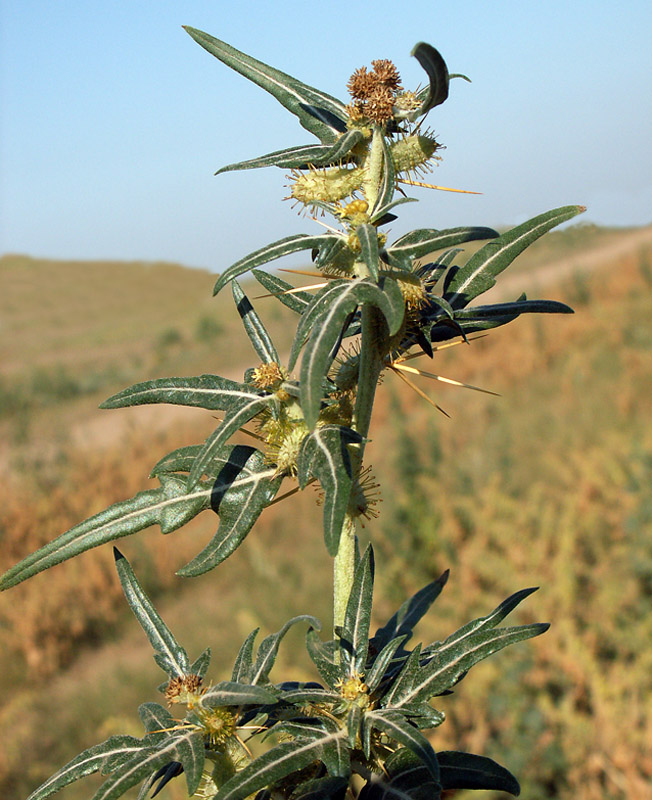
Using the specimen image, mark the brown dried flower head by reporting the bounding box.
[347,66,375,101]
[371,59,402,91]
[165,674,204,705]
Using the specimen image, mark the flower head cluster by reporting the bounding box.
[346,59,403,125]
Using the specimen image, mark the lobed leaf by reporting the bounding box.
[114,549,190,678]
[444,205,586,307]
[184,28,348,144]
[0,476,214,589]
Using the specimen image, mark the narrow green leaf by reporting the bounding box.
[290,777,348,800]
[183,28,348,144]
[356,224,380,281]
[179,455,282,577]
[213,233,339,296]
[366,710,439,781]
[373,571,449,652]
[371,136,396,217]
[25,736,143,800]
[93,727,205,800]
[381,645,422,708]
[0,477,214,590]
[215,726,348,800]
[358,748,440,800]
[444,205,586,307]
[101,374,265,412]
[389,227,498,260]
[114,549,190,678]
[297,425,362,556]
[454,298,574,319]
[399,623,549,704]
[342,545,375,673]
[306,628,344,689]
[252,615,321,684]
[187,394,274,488]
[252,268,312,314]
[347,704,363,749]
[231,628,260,683]
[190,648,212,679]
[365,635,408,693]
[278,687,340,705]
[202,680,278,707]
[437,751,520,795]
[232,280,280,364]
[297,278,404,427]
[405,43,449,121]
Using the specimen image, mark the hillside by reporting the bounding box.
[1,224,651,799]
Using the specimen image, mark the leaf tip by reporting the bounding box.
[113,547,125,562]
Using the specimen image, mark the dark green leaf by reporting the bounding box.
[365,710,439,781]
[453,298,574,319]
[306,628,343,689]
[365,636,408,693]
[202,680,278,707]
[179,450,282,577]
[0,476,214,589]
[231,628,260,683]
[373,571,449,652]
[358,748,440,800]
[25,736,143,800]
[187,395,274,488]
[356,224,381,281]
[290,776,348,800]
[252,615,321,684]
[371,136,396,216]
[114,549,190,678]
[297,426,361,556]
[216,130,364,174]
[184,28,348,144]
[389,227,498,261]
[252,269,312,314]
[232,280,280,364]
[213,234,339,296]
[342,545,375,673]
[405,43,449,121]
[370,197,418,225]
[437,751,520,795]
[381,645,422,707]
[190,648,212,679]
[101,374,265,412]
[444,205,586,307]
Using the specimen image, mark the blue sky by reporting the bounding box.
[2,0,651,270]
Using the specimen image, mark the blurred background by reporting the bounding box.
[1,1,651,798]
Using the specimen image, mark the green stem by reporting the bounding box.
[363,125,385,211]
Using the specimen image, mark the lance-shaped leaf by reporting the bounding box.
[453,297,574,319]
[341,545,375,673]
[213,233,339,296]
[231,627,260,683]
[403,43,449,122]
[276,718,351,777]
[216,129,365,174]
[232,280,280,364]
[365,635,408,693]
[297,425,362,556]
[190,648,212,679]
[356,224,381,281]
[179,450,282,577]
[437,751,520,795]
[381,645,422,708]
[444,205,586,308]
[306,628,344,689]
[187,394,274,489]
[201,680,278,708]
[364,710,439,781]
[0,475,214,589]
[372,571,449,652]
[370,197,418,225]
[277,686,340,705]
[216,723,349,800]
[395,622,548,706]
[251,615,321,685]
[93,728,205,800]
[358,747,440,800]
[291,777,348,800]
[252,268,313,314]
[184,28,348,144]
[294,278,404,428]
[101,374,266,413]
[114,548,190,678]
[151,443,267,483]
[417,248,462,290]
[25,735,144,800]
[388,226,498,261]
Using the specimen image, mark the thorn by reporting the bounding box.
[391,366,450,417]
[398,179,482,195]
[391,362,500,396]
[253,282,330,300]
